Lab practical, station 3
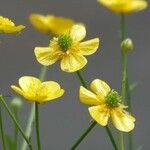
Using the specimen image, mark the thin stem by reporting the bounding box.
[14,109,19,150]
[120,14,125,41]
[120,13,126,150]
[75,71,118,150]
[126,76,133,150]
[71,121,97,150]
[35,102,41,150]
[0,96,33,150]
[0,107,7,150]
[76,71,88,88]
[39,66,47,81]
[105,126,118,150]
[21,66,47,150]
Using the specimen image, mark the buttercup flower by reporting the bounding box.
[11,76,64,103]
[34,24,99,72]
[79,79,135,132]
[0,16,25,33]
[97,0,148,13]
[30,14,75,35]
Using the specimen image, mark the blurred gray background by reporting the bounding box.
[0,0,150,149]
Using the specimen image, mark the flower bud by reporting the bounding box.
[10,97,23,110]
[121,38,134,53]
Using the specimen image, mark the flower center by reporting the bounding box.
[58,35,72,52]
[106,90,121,108]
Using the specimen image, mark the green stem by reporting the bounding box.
[126,76,133,150]
[0,107,7,150]
[35,102,41,150]
[105,126,118,150]
[74,71,118,150]
[0,96,32,150]
[76,71,88,88]
[120,13,126,150]
[14,109,19,150]
[71,121,97,150]
[21,66,47,150]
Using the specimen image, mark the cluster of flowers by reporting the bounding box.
[0,0,148,149]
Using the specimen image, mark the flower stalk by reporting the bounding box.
[120,13,126,150]
[71,121,97,150]
[0,107,7,150]
[73,71,118,150]
[35,102,42,150]
[21,66,47,150]
[0,96,33,150]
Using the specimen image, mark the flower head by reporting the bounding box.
[79,79,135,132]
[34,24,100,72]
[30,14,75,35]
[11,76,64,104]
[97,0,148,14]
[0,16,25,33]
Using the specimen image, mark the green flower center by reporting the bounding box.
[106,90,121,108]
[58,35,72,52]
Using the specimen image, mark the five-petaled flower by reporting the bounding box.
[97,0,148,14]
[11,76,64,104]
[79,79,135,132]
[34,24,100,72]
[0,16,25,33]
[30,14,75,35]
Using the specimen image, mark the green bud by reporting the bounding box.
[121,38,134,53]
[10,97,23,110]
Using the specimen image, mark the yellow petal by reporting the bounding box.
[0,25,25,33]
[30,14,75,35]
[19,76,41,95]
[39,81,65,102]
[34,47,61,66]
[126,0,148,13]
[90,79,111,100]
[111,109,135,132]
[60,53,87,72]
[79,86,101,105]
[11,85,24,96]
[70,24,86,42]
[88,105,110,126]
[79,38,100,55]
[30,14,53,34]
[48,16,75,35]
[97,0,147,13]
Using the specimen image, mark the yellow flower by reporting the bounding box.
[30,14,75,35]
[34,24,100,72]
[79,79,135,132]
[11,76,64,103]
[97,0,148,13]
[0,16,25,33]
